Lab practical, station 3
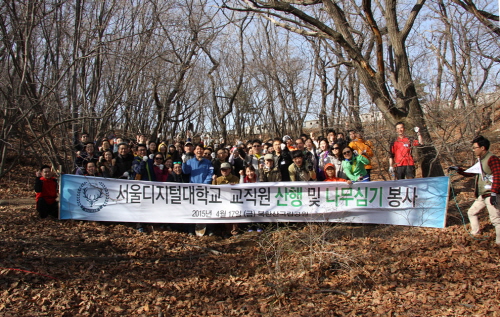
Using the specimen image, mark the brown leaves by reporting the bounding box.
[1,198,500,316]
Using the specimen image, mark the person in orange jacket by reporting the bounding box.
[323,163,352,184]
[348,130,374,177]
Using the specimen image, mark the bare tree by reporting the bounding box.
[221,0,449,176]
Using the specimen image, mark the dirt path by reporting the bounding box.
[0,197,34,207]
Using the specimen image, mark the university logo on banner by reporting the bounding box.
[76,181,110,213]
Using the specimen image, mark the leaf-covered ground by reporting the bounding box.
[0,167,499,316]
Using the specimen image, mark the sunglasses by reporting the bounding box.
[253,145,261,147]
[155,157,163,160]
[333,147,340,150]
[343,151,352,155]
[173,161,182,165]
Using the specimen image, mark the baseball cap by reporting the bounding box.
[264,154,274,161]
[221,162,232,169]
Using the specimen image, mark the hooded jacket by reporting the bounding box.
[323,163,349,182]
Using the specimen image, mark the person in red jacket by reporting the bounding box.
[388,122,423,179]
[35,165,58,218]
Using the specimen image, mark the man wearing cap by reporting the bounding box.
[259,153,282,182]
[182,141,195,163]
[212,162,239,185]
[213,162,240,235]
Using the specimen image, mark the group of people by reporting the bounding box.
[69,122,425,186]
[34,123,500,245]
[71,130,376,185]
[35,123,423,234]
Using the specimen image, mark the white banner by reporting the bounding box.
[60,175,450,228]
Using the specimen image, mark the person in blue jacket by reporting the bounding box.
[182,143,214,236]
[182,143,214,184]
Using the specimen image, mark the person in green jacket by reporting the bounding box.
[341,146,370,182]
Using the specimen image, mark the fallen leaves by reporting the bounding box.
[0,187,500,316]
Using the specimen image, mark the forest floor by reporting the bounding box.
[0,164,499,316]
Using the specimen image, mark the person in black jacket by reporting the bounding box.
[113,142,134,179]
[166,161,190,233]
[167,161,189,183]
[272,138,292,181]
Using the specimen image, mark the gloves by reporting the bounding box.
[414,127,420,133]
[122,171,129,178]
[280,144,286,151]
[143,156,148,162]
[389,167,394,174]
[447,166,459,171]
[149,154,154,160]
[490,194,498,207]
[158,164,164,170]
[353,150,358,155]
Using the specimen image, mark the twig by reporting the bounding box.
[181,243,222,255]
[0,266,58,280]
[315,289,348,296]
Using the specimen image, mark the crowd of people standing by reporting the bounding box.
[34,124,500,246]
[72,128,390,184]
[35,123,426,236]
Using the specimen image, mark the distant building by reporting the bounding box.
[303,119,320,129]
[360,111,384,123]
